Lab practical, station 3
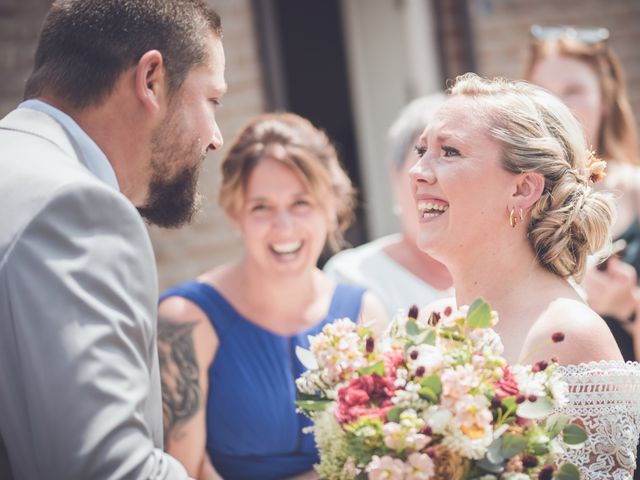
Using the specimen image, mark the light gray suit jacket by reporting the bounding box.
[0,108,188,479]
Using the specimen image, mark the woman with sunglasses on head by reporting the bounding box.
[410,73,640,478]
[525,25,640,365]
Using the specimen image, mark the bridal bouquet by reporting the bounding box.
[295,299,586,480]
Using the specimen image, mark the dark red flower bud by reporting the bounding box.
[426,447,437,458]
[522,455,538,468]
[408,305,419,319]
[366,336,375,353]
[516,394,526,404]
[532,360,548,373]
[538,465,555,480]
[410,350,419,360]
[415,366,426,377]
[428,312,441,326]
[491,397,502,409]
[528,394,537,403]
[550,356,559,364]
[421,425,433,436]
[444,306,452,316]
[551,332,565,343]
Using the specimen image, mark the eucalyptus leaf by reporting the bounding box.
[406,318,420,336]
[476,457,505,474]
[466,298,492,328]
[295,346,318,370]
[500,434,527,459]
[562,424,588,446]
[516,396,554,419]
[486,438,504,465]
[546,413,570,438]
[553,462,580,480]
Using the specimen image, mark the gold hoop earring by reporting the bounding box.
[519,208,524,221]
[509,207,518,228]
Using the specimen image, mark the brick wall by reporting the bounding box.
[467,0,640,124]
[0,0,266,291]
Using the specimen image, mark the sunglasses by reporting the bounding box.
[530,24,610,45]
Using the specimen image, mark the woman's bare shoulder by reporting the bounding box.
[521,298,622,365]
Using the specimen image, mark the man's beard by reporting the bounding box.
[137,120,205,229]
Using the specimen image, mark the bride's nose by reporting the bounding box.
[409,158,436,186]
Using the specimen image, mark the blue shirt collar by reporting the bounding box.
[19,99,120,191]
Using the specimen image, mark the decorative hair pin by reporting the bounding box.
[586,149,607,183]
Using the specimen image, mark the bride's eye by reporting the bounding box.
[414,145,427,157]
[442,145,460,157]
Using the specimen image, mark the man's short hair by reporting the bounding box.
[24,0,222,109]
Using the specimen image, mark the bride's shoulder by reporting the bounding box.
[522,298,622,365]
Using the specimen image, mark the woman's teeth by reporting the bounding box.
[271,241,303,254]
[417,201,449,218]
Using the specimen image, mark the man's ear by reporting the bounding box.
[134,50,166,114]
[513,171,545,209]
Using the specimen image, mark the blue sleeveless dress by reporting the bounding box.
[160,281,365,480]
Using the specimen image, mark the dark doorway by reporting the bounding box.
[253,0,367,256]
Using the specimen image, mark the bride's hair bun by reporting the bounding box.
[451,73,614,280]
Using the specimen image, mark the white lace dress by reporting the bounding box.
[556,361,640,479]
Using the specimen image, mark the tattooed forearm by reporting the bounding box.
[158,318,200,442]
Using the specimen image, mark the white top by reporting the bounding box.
[324,234,451,317]
[556,361,640,479]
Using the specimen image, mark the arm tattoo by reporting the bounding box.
[158,318,200,442]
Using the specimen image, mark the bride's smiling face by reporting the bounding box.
[409,96,518,262]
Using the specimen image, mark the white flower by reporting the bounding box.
[366,455,405,480]
[405,452,435,480]
[442,425,493,459]
[383,422,404,450]
[468,328,504,355]
[423,407,453,434]
[407,344,444,374]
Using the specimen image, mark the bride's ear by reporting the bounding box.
[513,172,545,209]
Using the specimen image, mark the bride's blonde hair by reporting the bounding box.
[450,73,614,281]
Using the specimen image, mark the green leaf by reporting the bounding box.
[418,387,437,402]
[295,346,318,370]
[423,329,437,345]
[406,318,420,336]
[516,396,554,419]
[358,360,385,376]
[466,298,492,328]
[553,463,581,480]
[500,434,527,459]
[529,442,550,456]
[486,438,504,465]
[420,375,443,396]
[387,407,403,423]
[545,413,570,438]
[476,456,505,474]
[562,423,588,446]
[295,399,331,412]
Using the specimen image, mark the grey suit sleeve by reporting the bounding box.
[0,183,188,479]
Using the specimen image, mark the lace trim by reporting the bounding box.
[554,361,640,479]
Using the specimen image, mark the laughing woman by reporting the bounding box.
[410,73,640,478]
[157,113,386,480]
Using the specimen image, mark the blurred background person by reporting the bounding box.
[324,94,453,317]
[157,113,386,480]
[525,25,640,362]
